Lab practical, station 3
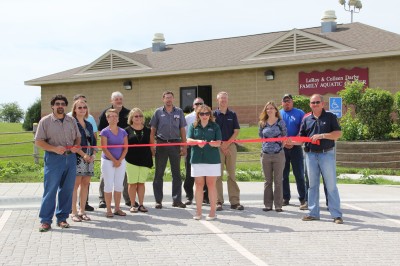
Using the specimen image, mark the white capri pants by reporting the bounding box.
[101,158,126,193]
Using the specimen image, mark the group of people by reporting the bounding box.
[34,89,343,232]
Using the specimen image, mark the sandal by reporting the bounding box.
[130,207,138,213]
[79,214,91,221]
[106,212,114,218]
[57,221,70,228]
[113,209,126,216]
[71,214,82,222]
[138,205,148,213]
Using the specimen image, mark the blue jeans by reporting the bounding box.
[39,152,77,224]
[305,149,342,218]
[282,146,306,202]
[153,145,182,203]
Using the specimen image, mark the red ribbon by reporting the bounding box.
[68,136,318,149]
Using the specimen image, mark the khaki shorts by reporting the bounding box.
[126,164,150,184]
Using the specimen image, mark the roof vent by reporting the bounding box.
[152,33,166,52]
[321,10,337,33]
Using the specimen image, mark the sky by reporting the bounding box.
[0,0,398,111]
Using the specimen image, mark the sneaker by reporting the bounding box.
[155,202,162,209]
[85,204,94,212]
[216,202,223,211]
[39,223,51,232]
[282,199,290,206]
[230,204,244,210]
[99,201,106,208]
[172,201,186,208]
[333,217,344,224]
[185,199,193,205]
[302,215,320,221]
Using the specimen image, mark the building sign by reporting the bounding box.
[329,97,342,118]
[299,67,368,95]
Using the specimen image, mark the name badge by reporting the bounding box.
[174,115,180,119]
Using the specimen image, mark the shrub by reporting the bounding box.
[358,88,393,139]
[142,108,155,127]
[292,95,311,113]
[338,80,365,113]
[23,98,41,131]
[394,91,400,119]
[339,107,364,140]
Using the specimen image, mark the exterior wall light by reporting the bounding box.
[123,80,132,90]
[264,70,275,80]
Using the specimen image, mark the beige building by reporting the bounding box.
[25,16,400,125]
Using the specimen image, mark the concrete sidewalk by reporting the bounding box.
[1,182,400,265]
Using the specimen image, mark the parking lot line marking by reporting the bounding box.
[343,203,400,226]
[200,219,268,266]
[0,210,12,232]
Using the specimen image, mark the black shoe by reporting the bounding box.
[230,204,244,210]
[282,199,290,206]
[172,201,186,208]
[134,201,139,207]
[99,201,106,208]
[85,204,94,212]
[203,199,210,205]
[125,201,131,207]
[155,202,162,209]
[185,199,193,205]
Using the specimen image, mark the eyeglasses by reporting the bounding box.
[134,115,143,118]
[77,106,87,110]
[54,102,66,106]
[310,101,321,105]
[194,103,204,106]
[199,112,211,116]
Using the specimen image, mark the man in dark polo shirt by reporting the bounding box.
[35,95,81,232]
[213,91,244,211]
[299,94,343,224]
[98,91,131,208]
[149,91,187,209]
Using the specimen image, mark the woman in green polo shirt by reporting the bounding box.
[187,105,222,221]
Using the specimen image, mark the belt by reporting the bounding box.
[156,138,181,143]
[308,147,334,153]
[63,150,73,155]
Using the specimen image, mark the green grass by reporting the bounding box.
[1,123,399,183]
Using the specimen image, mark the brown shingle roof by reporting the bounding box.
[25,22,400,85]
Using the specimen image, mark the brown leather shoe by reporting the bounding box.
[216,202,223,211]
[230,204,244,210]
[172,201,186,208]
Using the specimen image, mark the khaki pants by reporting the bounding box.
[261,151,285,209]
[216,144,240,205]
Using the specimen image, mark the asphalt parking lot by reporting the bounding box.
[1,182,400,265]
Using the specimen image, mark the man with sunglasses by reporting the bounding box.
[299,94,343,224]
[280,94,307,210]
[184,98,205,205]
[35,95,81,232]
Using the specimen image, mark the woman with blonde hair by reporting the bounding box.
[125,108,153,213]
[259,101,287,212]
[70,100,97,222]
[100,109,128,218]
[187,105,222,220]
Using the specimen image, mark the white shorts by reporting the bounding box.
[101,158,126,193]
[191,163,221,177]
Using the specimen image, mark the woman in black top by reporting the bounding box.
[125,108,154,213]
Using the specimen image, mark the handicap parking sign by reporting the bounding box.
[329,97,342,118]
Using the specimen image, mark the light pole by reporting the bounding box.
[339,0,362,23]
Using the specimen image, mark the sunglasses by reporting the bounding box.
[77,106,87,110]
[54,102,66,106]
[282,99,291,103]
[199,112,211,116]
[134,115,143,118]
[310,101,321,105]
[194,103,204,106]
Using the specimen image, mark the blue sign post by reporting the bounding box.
[329,97,342,118]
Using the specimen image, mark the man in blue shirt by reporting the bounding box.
[280,94,307,210]
[213,91,243,211]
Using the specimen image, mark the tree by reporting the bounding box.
[23,98,41,131]
[0,102,24,123]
